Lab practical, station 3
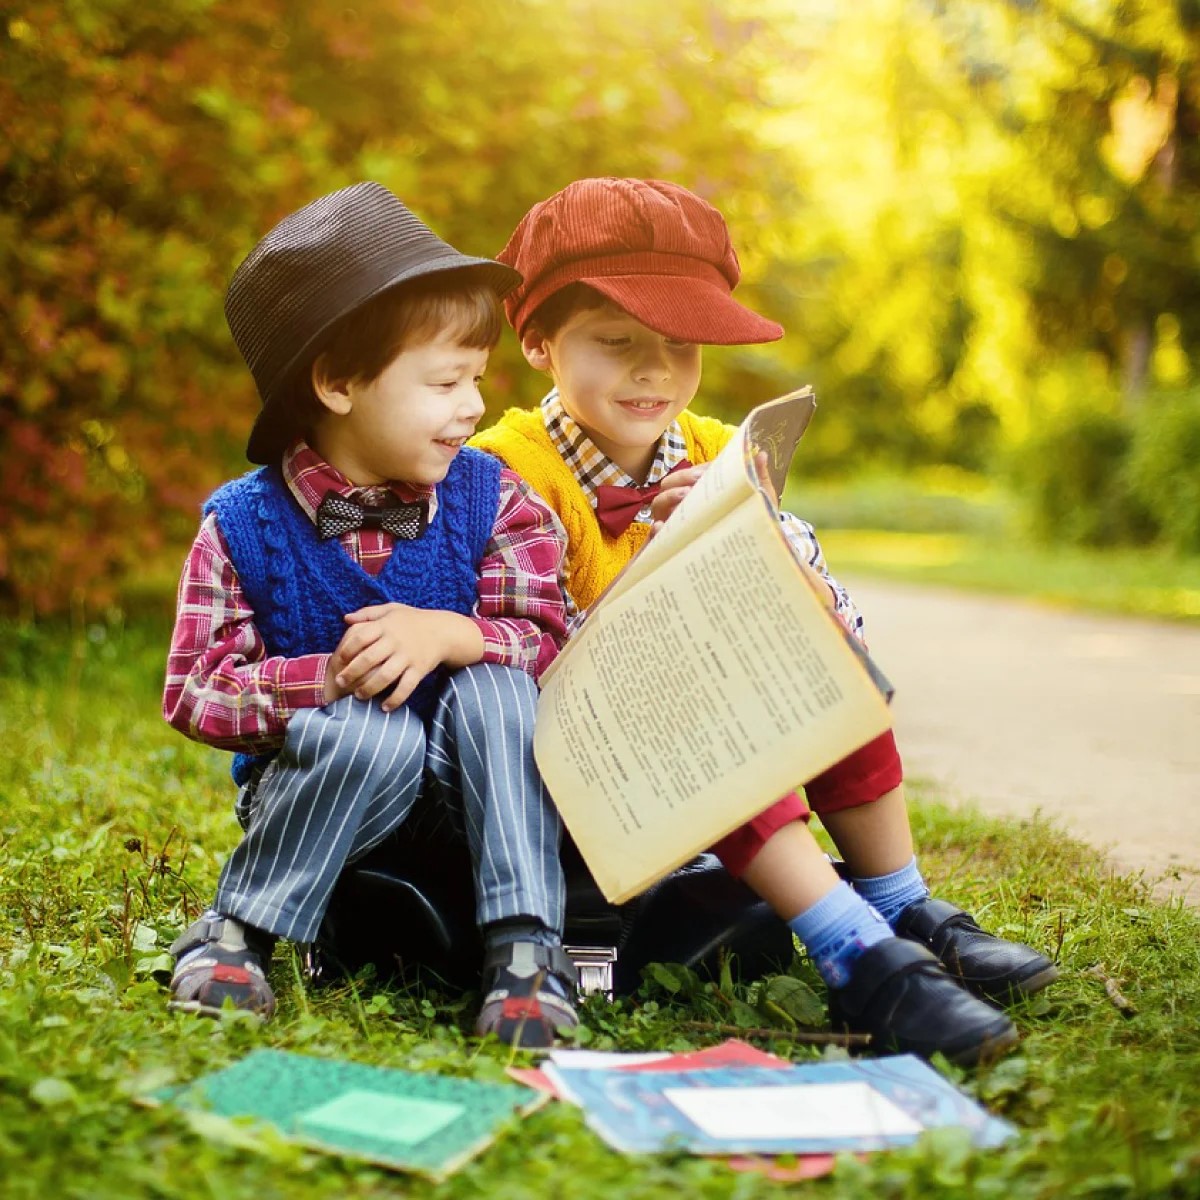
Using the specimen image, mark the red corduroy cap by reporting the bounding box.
[497,178,783,345]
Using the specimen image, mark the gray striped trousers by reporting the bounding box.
[212,663,565,944]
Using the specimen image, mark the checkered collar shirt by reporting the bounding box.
[541,389,687,510]
[539,390,865,643]
[283,440,435,511]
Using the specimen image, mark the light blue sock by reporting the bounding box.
[852,856,930,928]
[787,881,893,989]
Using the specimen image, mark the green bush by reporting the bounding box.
[1126,389,1200,555]
[1013,407,1157,548]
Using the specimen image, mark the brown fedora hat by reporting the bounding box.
[226,181,522,464]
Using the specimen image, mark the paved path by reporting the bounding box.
[844,577,1200,905]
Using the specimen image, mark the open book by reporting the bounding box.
[534,387,894,903]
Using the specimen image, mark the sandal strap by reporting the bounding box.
[170,914,275,960]
[476,940,580,1047]
[169,915,232,958]
[169,915,276,1019]
[481,940,579,994]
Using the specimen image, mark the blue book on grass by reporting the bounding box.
[145,1049,547,1180]
[544,1053,1015,1155]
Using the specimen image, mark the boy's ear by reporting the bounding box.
[520,328,553,372]
[310,354,354,415]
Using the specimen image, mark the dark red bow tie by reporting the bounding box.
[592,460,693,537]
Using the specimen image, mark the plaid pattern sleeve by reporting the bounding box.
[472,469,570,679]
[778,511,865,641]
[162,513,331,751]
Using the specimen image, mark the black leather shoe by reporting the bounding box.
[828,938,1018,1067]
[895,898,1059,1004]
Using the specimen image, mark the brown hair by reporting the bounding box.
[297,271,503,431]
[526,282,613,338]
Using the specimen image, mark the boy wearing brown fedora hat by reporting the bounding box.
[473,177,1057,1065]
[162,182,580,1046]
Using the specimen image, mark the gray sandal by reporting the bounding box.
[475,941,579,1048]
[168,914,276,1019]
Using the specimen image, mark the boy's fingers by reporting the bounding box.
[336,639,394,690]
[335,622,379,656]
[352,652,409,700]
[753,450,778,505]
[344,602,401,624]
[658,465,705,491]
[381,666,425,711]
[649,489,686,519]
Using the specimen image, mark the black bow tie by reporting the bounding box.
[315,490,429,541]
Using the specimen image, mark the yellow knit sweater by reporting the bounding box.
[472,407,735,611]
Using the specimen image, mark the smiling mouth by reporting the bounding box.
[620,398,670,411]
[434,437,468,447]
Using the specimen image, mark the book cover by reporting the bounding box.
[547,1054,1015,1156]
[144,1049,546,1180]
[515,1039,787,1100]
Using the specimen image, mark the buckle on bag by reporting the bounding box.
[563,945,617,999]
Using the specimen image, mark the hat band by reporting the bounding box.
[512,251,733,335]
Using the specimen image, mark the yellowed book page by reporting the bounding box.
[596,387,815,611]
[534,491,892,904]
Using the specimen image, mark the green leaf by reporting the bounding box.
[760,975,825,1027]
[134,952,175,977]
[131,923,159,952]
[30,1078,78,1107]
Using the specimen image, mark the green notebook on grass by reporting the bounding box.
[145,1049,547,1180]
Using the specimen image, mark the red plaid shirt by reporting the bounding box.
[164,442,569,752]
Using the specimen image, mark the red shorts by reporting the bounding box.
[709,730,904,878]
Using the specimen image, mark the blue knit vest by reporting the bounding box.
[205,447,502,784]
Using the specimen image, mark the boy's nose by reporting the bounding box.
[460,383,486,422]
[633,343,671,383]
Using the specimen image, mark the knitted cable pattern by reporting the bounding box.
[205,448,501,783]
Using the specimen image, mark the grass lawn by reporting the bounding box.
[2,617,1199,1199]
[818,530,1200,624]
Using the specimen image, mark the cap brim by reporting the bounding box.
[246,256,520,464]
[582,275,783,345]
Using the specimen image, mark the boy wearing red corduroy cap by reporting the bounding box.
[473,177,1057,1065]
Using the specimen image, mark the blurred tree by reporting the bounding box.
[746,0,1198,473]
[3,0,1197,614]
[1,0,337,614]
[1,0,785,614]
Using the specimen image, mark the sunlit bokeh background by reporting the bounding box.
[3,0,1198,615]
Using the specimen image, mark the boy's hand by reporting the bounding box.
[325,604,485,711]
[752,450,779,506]
[648,463,708,526]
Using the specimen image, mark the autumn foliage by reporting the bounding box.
[3,0,1198,614]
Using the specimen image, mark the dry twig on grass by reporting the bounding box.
[1086,964,1137,1016]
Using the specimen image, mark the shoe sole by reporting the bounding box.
[167,998,269,1021]
[943,1020,1020,1068]
[836,1011,1020,1068]
[962,961,1060,1005]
